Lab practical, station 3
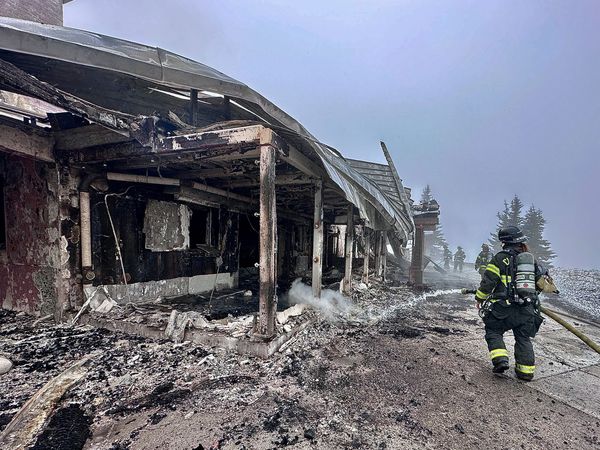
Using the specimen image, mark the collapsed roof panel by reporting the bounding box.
[0,17,414,238]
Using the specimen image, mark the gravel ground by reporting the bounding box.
[1,272,599,449]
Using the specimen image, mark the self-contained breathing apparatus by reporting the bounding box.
[511,251,538,306]
[477,250,540,319]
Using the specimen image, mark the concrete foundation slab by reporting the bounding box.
[81,314,313,359]
[532,370,600,419]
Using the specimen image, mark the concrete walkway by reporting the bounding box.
[449,301,600,420]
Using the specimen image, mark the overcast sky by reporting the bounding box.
[64,0,600,269]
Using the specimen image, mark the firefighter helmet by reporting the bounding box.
[498,226,527,244]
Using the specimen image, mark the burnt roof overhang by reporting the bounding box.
[0,17,414,238]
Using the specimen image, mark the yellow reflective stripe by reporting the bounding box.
[476,289,488,300]
[486,264,501,277]
[515,363,535,374]
[500,275,512,286]
[489,349,509,359]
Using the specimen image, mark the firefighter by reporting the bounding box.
[453,246,466,272]
[443,244,452,270]
[474,226,544,381]
[475,243,492,276]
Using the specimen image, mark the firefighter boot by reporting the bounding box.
[515,363,535,381]
[489,348,510,373]
[492,358,509,373]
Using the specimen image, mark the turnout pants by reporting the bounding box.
[483,302,543,379]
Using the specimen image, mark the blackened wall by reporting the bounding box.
[0,154,61,314]
[90,190,239,286]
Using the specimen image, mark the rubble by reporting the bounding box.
[1,271,600,449]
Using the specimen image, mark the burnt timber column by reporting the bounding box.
[374,231,382,277]
[381,230,388,281]
[342,205,354,295]
[409,212,439,286]
[312,180,324,298]
[258,129,277,337]
[362,228,370,283]
[410,225,425,285]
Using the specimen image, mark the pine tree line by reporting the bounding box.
[489,195,555,268]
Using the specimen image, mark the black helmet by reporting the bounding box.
[498,226,527,244]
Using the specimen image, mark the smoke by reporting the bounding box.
[284,279,463,324]
[286,279,357,320]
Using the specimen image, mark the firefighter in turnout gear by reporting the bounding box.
[453,246,466,272]
[475,244,492,276]
[475,226,545,381]
[443,244,452,270]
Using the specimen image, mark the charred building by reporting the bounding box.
[0,3,436,355]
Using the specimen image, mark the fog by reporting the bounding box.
[65,0,600,269]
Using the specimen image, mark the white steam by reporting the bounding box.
[286,279,357,320]
[285,280,462,324]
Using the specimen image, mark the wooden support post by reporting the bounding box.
[410,225,425,285]
[381,231,388,281]
[312,180,324,299]
[374,231,382,278]
[258,129,277,337]
[190,89,199,126]
[362,229,370,283]
[343,206,354,295]
[205,209,213,246]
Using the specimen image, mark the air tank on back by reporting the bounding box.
[515,252,536,299]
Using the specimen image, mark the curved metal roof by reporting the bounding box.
[0,17,413,238]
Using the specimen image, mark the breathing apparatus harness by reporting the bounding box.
[478,249,540,318]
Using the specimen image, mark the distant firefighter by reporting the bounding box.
[454,246,466,272]
[475,243,492,276]
[443,244,452,270]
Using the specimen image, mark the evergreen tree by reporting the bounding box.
[429,224,448,261]
[522,205,555,268]
[420,184,433,204]
[489,200,511,252]
[508,195,524,228]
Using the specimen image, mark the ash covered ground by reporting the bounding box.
[1,271,599,449]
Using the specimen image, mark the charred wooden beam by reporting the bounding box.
[156,125,262,152]
[312,180,324,298]
[0,56,132,133]
[257,128,277,337]
[280,145,325,178]
[223,173,315,189]
[175,168,247,179]
[54,124,132,151]
[190,181,254,204]
[0,123,54,162]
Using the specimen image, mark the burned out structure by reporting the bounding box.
[0,9,430,353]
